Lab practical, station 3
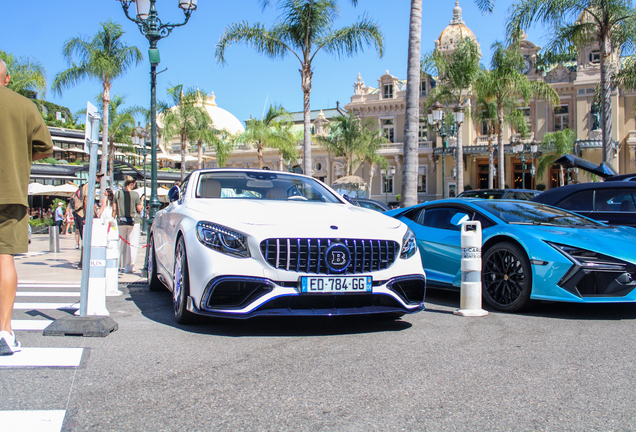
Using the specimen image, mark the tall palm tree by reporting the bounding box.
[422,37,482,196]
[472,91,498,189]
[401,0,422,208]
[215,0,384,178]
[359,126,389,194]
[52,19,142,188]
[0,50,47,98]
[474,42,559,188]
[238,104,295,170]
[160,85,212,180]
[212,131,237,168]
[102,94,143,180]
[506,0,636,164]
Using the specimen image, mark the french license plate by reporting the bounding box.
[300,276,372,293]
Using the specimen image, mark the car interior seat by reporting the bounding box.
[199,179,222,198]
[266,188,288,200]
[620,200,636,212]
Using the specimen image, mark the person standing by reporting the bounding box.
[64,201,74,235]
[54,202,64,234]
[74,172,104,267]
[0,58,53,355]
[115,176,142,274]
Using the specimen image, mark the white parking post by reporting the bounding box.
[77,219,110,316]
[105,219,122,296]
[454,221,488,317]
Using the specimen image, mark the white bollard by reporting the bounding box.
[454,221,488,317]
[104,219,122,296]
[76,219,109,316]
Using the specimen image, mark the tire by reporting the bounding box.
[147,236,163,292]
[173,236,196,324]
[482,242,533,313]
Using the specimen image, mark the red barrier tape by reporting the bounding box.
[118,234,149,248]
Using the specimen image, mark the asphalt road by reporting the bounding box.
[3,235,636,431]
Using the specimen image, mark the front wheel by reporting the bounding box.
[173,236,196,324]
[482,242,533,313]
[147,236,163,292]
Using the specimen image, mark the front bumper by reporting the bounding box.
[187,274,426,319]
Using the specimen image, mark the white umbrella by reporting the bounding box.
[28,183,53,195]
[51,183,79,197]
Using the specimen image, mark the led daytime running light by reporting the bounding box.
[401,228,417,260]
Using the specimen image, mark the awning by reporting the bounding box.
[553,154,618,178]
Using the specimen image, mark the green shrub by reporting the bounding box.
[536,183,546,191]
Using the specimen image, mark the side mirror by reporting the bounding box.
[168,185,180,203]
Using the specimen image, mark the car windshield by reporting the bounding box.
[196,171,342,203]
[459,190,505,199]
[474,200,602,227]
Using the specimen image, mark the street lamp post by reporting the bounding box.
[116,0,198,230]
[513,142,538,189]
[428,102,463,199]
[381,166,396,205]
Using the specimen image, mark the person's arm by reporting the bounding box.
[97,196,107,218]
[32,151,52,161]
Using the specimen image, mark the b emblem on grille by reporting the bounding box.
[325,243,350,273]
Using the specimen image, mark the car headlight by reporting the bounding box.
[549,243,626,271]
[400,228,417,260]
[196,222,250,258]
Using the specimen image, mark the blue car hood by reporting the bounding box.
[501,224,636,264]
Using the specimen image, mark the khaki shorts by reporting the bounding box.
[0,204,28,255]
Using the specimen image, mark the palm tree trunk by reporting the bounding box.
[600,33,613,164]
[345,155,351,176]
[257,142,264,169]
[302,65,313,177]
[197,140,203,170]
[108,138,115,183]
[180,131,187,181]
[488,137,494,189]
[559,165,565,187]
[497,103,505,189]
[368,163,376,196]
[401,0,422,208]
[278,152,284,171]
[101,85,110,193]
[456,123,464,194]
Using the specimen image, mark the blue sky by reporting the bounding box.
[2,1,548,126]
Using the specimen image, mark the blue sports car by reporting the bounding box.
[386,199,636,312]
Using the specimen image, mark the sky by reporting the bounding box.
[2,1,550,127]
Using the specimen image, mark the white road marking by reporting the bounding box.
[13,303,78,310]
[16,292,80,297]
[11,320,53,331]
[18,283,80,289]
[0,348,83,367]
[0,410,65,432]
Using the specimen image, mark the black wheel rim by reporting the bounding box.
[483,249,525,307]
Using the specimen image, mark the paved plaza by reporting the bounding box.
[1,233,636,431]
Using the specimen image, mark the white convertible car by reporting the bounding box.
[148,169,426,323]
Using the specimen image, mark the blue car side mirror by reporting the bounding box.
[168,186,180,203]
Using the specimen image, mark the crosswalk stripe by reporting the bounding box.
[16,292,80,297]
[18,283,80,289]
[11,320,53,331]
[0,348,83,367]
[0,410,65,432]
[13,303,78,310]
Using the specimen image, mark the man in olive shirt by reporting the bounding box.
[0,58,53,355]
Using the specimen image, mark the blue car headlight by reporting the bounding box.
[400,228,417,260]
[196,222,250,258]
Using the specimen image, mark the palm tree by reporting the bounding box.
[536,128,576,187]
[474,42,559,189]
[212,131,237,168]
[0,50,47,98]
[103,94,143,180]
[52,19,142,188]
[472,91,497,189]
[237,104,296,170]
[215,0,384,178]
[359,126,389,193]
[160,85,212,180]
[506,0,636,164]
[400,0,423,208]
[422,37,482,196]
[315,113,367,176]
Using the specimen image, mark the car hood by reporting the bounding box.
[506,224,636,263]
[553,154,618,178]
[184,199,403,238]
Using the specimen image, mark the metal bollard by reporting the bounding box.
[49,226,60,253]
[454,221,488,317]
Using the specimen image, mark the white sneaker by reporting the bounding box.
[0,330,21,355]
[124,266,135,274]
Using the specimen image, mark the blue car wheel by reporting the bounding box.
[482,242,533,312]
